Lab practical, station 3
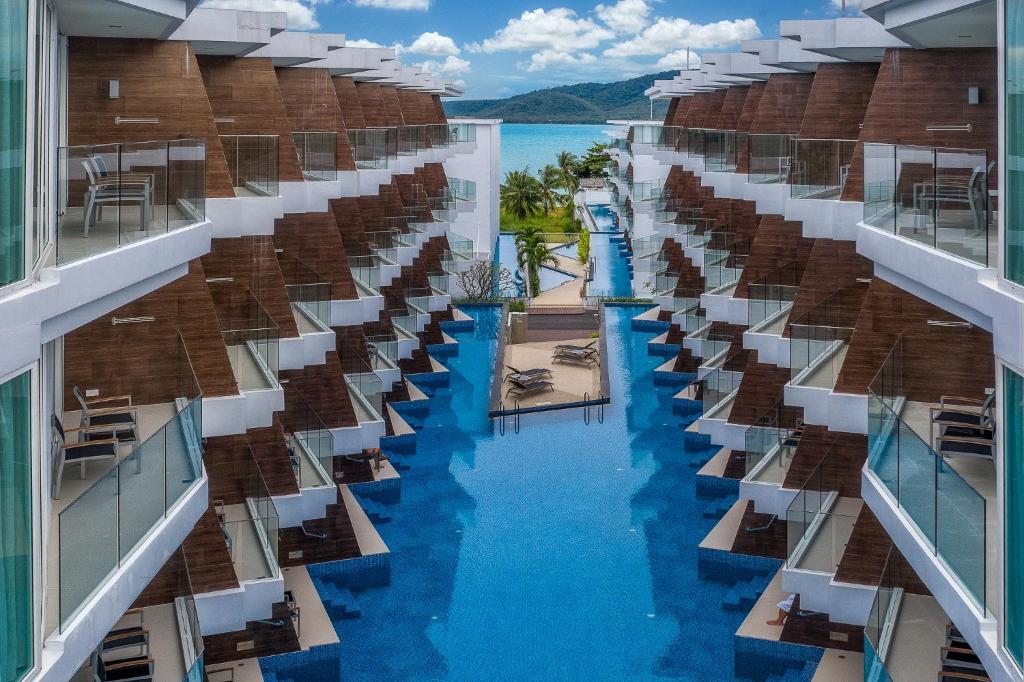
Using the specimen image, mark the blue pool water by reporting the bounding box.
[263,305,818,681]
[495,233,575,296]
[501,124,613,178]
[589,203,619,232]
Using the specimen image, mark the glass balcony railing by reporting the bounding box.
[292,131,337,181]
[704,235,750,293]
[219,460,280,582]
[687,128,709,157]
[785,444,858,575]
[630,123,663,145]
[662,290,701,315]
[366,332,403,370]
[748,133,796,184]
[344,356,384,423]
[656,126,686,153]
[747,263,801,331]
[398,125,428,156]
[701,361,743,417]
[405,287,432,315]
[426,123,450,148]
[279,254,331,330]
[632,235,665,260]
[699,333,733,365]
[868,338,988,612]
[349,254,384,297]
[220,134,278,197]
[863,143,993,267]
[57,139,206,267]
[389,307,420,337]
[283,386,334,489]
[179,552,206,682]
[446,231,475,261]
[790,138,856,199]
[211,288,280,389]
[682,307,708,335]
[428,270,451,295]
[705,130,745,173]
[366,229,404,265]
[348,127,395,169]
[56,334,203,631]
[631,180,663,203]
[789,287,862,389]
[744,405,798,478]
[448,121,477,144]
[447,177,477,202]
[653,269,679,296]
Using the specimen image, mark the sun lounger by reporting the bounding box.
[554,341,596,352]
[552,348,598,365]
[505,378,555,398]
[504,365,552,381]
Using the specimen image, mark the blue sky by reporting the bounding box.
[204,0,861,98]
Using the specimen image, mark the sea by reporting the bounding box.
[500,123,616,179]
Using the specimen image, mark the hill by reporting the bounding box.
[444,71,674,124]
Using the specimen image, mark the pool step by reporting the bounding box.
[721,577,762,612]
[702,497,734,519]
[317,581,362,619]
[764,660,818,682]
[360,498,393,524]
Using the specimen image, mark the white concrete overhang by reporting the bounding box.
[703,52,798,80]
[779,17,910,61]
[246,30,342,66]
[741,37,849,71]
[861,0,996,48]
[170,8,285,56]
[55,0,189,38]
[302,47,397,76]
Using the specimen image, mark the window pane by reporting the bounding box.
[1005,367,1024,667]
[1007,1,1024,283]
[0,370,33,682]
[0,0,28,287]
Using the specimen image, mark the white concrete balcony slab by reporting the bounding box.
[206,195,284,238]
[784,382,868,434]
[330,293,384,327]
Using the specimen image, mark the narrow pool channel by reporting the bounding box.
[262,305,811,681]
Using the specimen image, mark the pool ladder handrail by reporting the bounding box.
[583,392,606,425]
[497,400,520,435]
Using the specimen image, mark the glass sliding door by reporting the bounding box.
[1007,0,1024,284]
[0,0,28,288]
[1006,368,1024,669]
[0,370,33,682]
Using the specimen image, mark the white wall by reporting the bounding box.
[443,119,502,259]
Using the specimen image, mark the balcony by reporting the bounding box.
[56,139,206,267]
[863,143,993,267]
[213,459,282,592]
[50,332,204,634]
[703,234,750,296]
[343,357,386,438]
[704,130,745,173]
[348,127,396,170]
[746,263,801,334]
[292,131,338,181]
[398,125,428,156]
[279,254,334,368]
[220,134,279,197]
[790,138,856,200]
[866,338,994,616]
[788,289,858,392]
[743,407,799,493]
[748,134,796,185]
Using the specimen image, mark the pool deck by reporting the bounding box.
[500,337,601,408]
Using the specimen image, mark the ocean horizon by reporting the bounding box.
[500,123,615,179]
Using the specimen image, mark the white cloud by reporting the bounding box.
[407,31,460,56]
[200,0,319,29]
[351,0,430,9]
[830,0,865,12]
[595,0,652,35]
[472,8,614,54]
[418,55,471,76]
[604,17,761,57]
[655,48,701,71]
[524,50,597,72]
[345,37,386,48]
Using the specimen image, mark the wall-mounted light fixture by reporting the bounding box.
[111,316,155,325]
[925,124,972,133]
[108,79,119,99]
[114,116,159,125]
[967,86,980,105]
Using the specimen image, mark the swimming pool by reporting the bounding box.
[589,204,619,232]
[262,305,818,681]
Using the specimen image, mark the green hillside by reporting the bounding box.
[445,71,673,124]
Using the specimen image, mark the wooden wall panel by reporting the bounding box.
[670,96,692,126]
[275,68,356,171]
[67,38,234,198]
[664,98,680,126]
[748,73,815,135]
[715,86,749,131]
[431,94,448,123]
[733,216,814,299]
[841,48,997,201]
[198,56,303,183]
[729,358,800,427]
[355,83,389,127]
[785,240,873,329]
[682,93,715,128]
[333,77,367,129]
[203,601,300,665]
[381,86,405,127]
[280,352,358,429]
[272,212,359,300]
[783,426,866,498]
[799,62,879,140]
[182,506,239,594]
[736,82,766,134]
[834,279,995,400]
[63,260,237,407]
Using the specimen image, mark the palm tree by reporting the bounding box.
[539,165,564,216]
[515,228,557,297]
[555,151,581,195]
[500,169,543,220]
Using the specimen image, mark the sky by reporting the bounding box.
[200,0,864,99]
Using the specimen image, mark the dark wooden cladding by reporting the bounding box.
[197,55,303,183]
[682,92,717,128]
[735,82,766,134]
[748,73,814,135]
[280,352,358,429]
[834,279,995,399]
[732,216,814,300]
[798,62,879,140]
[248,419,300,497]
[202,601,300,665]
[330,197,370,256]
[782,426,866,498]
[203,435,261,506]
[275,67,356,171]
[381,85,405,127]
[842,48,997,201]
[201,237,300,339]
[66,38,234,198]
[278,498,361,567]
[355,82,390,127]
[333,77,367,129]
[182,506,240,594]
[714,86,749,131]
[730,501,787,558]
[785,240,873,329]
[431,94,448,124]
[780,596,863,653]
[670,96,692,126]
[64,260,237,406]
[729,358,801,427]
[663,97,680,126]
[272,212,359,300]
[834,506,894,586]
[131,549,187,609]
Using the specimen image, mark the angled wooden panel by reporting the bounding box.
[799,62,879,140]
[272,212,359,300]
[748,73,814,135]
[715,86,750,131]
[333,77,367,129]
[275,67,356,171]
